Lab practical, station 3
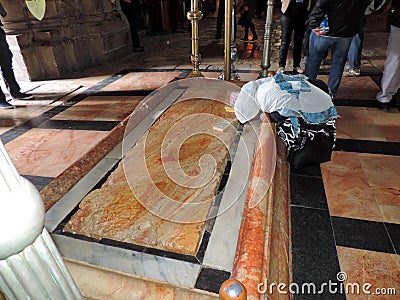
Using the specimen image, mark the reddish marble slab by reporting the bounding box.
[317,75,379,100]
[336,107,400,142]
[5,128,108,178]
[321,152,384,222]
[335,76,380,100]
[337,246,400,300]
[322,151,400,224]
[100,72,181,92]
[358,153,400,224]
[64,99,238,255]
[51,96,142,121]
[40,119,127,210]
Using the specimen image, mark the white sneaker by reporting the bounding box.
[277,67,285,73]
[348,68,361,76]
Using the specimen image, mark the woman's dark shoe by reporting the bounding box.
[11,91,33,100]
[376,100,391,113]
[0,100,13,109]
[133,46,144,52]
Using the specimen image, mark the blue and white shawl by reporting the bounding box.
[234,74,339,134]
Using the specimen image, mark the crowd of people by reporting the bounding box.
[1,0,399,112]
[213,0,399,112]
[275,0,399,112]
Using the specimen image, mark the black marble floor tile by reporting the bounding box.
[335,139,400,156]
[290,164,322,177]
[21,174,54,191]
[94,90,152,97]
[195,267,230,294]
[37,120,120,131]
[334,99,377,107]
[356,140,400,156]
[334,139,361,153]
[291,206,346,299]
[332,217,395,254]
[290,174,328,210]
[385,222,400,255]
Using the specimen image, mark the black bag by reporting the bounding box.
[277,118,336,169]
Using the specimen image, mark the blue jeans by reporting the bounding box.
[348,32,363,70]
[305,31,353,97]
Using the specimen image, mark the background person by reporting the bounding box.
[238,1,258,42]
[120,0,144,52]
[376,0,400,112]
[304,0,372,98]
[277,0,312,74]
[0,2,33,109]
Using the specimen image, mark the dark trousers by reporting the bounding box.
[243,18,257,40]
[216,1,238,39]
[216,1,224,38]
[0,27,20,101]
[279,13,307,68]
[120,0,141,49]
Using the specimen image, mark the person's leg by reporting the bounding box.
[348,33,362,70]
[303,27,311,64]
[0,27,21,95]
[278,14,294,68]
[377,25,400,103]
[215,0,224,38]
[0,88,12,108]
[249,20,257,40]
[328,36,353,97]
[304,31,331,80]
[120,1,141,49]
[243,24,249,40]
[292,16,307,68]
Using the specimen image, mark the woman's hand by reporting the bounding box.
[313,27,327,36]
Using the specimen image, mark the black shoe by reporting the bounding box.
[240,37,249,42]
[376,100,391,113]
[0,101,14,109]
[133,46,144,52]
[11,91,34,100]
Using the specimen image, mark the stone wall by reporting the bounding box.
[1,0,131,80]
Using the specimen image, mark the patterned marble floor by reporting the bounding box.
[291,74,400,299]
[1,11,399,300]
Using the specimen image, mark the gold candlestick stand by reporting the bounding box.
[259,0,275,78]
[186,0,204,78]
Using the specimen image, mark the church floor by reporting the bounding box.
[0,12,399,300]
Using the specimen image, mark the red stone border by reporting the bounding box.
[232,122,291,300]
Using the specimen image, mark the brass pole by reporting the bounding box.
[186,0,204,77]
[259,0,275,78]
[223,0,232,80]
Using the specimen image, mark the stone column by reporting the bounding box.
[0,140,82,299]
